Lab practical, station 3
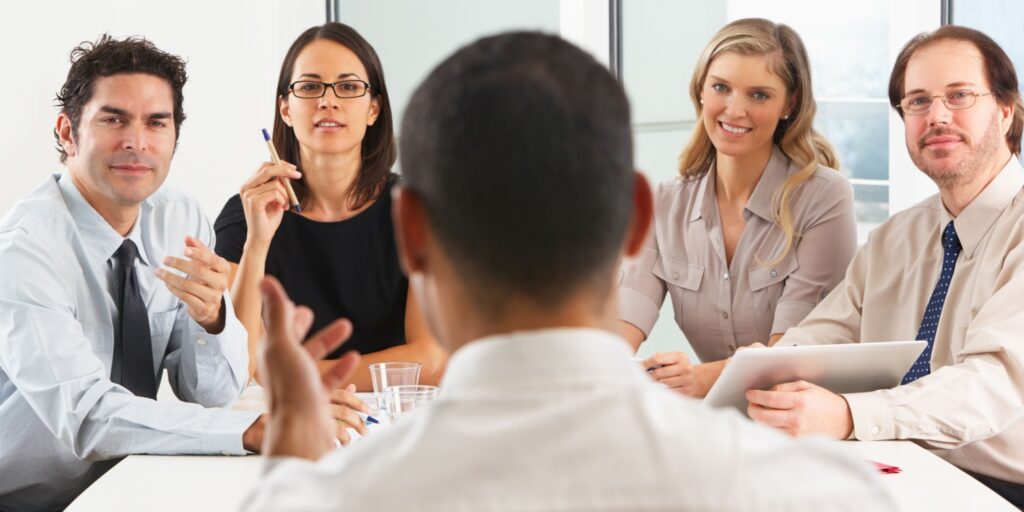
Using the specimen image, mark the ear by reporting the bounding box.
[367,95,381,126]
[623,171,654,258]
[279,95,293,127]
[56,113,78,159]
[392,184,429,276]
[999,101,1014,135]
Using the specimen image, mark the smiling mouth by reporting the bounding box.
[719,121,752,135]
[315,120,344,128]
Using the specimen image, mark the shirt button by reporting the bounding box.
[672,272,680,280]
[871,426,880,435]
[722,272,730,281]
[221,451,231,456]
[769,269,778,278]
[196,338,207,346]
[722,311,729,319]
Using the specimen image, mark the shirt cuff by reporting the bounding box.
[843,391,896,440]
[618,286,661,337]
[200,408,261,454]
[771,301,816,336]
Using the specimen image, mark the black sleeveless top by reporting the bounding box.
[214,175,406,358]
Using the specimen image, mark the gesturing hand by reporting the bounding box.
[258,276,361,460]
[155,236,230,333]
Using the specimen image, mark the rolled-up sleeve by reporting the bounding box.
[618,223,666,338]
[771,176,857,336]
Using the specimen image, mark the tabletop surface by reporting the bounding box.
[66,384,1016,511]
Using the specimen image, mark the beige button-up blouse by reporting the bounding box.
[619,146,857,362]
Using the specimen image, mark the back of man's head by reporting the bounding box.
[400,32,634,310]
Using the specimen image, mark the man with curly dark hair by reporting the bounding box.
[0,35,263,511]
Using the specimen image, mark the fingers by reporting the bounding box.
[182,237,231,274]
[747,402,794,430]
[329,384,371,413]
[771,380,812,393]
[156,266,220,303]
[302,318,354,360]
[321,351,361,391]
[292,305,315,342]
[260,276,296,348]
[329,403,368,436]
[334,421,353,446]
[746,388,801,410]
[241,161,301,192]
[243,181,290,213]
[643,351,689,369]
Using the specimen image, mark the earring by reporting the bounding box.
[782,114,790,120]
[699,99,704,105]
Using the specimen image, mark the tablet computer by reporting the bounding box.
[702,340,927,412]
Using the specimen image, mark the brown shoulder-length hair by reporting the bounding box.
[680,18,839,264]
[889,25,1023,155]
[273,23,397,209]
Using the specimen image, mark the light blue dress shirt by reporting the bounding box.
[0,173,260,511]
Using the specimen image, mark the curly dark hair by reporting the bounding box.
[54,34,188,163]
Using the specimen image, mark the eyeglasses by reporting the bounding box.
[289,79,371,99]
[896,90,994,115]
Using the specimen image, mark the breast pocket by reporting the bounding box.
[148,308,178,359]
[747,256,800,336]
[651,255,704,331]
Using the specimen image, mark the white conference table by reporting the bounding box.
[68,385,1016,512]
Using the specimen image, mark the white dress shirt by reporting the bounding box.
[0,174,260,511]
[242,328,894,511]
[781,157,1024,484]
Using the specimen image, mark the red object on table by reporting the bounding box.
[869,460,902,474]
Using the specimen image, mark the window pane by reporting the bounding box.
[815,102,889,181]
[853,183,889,225]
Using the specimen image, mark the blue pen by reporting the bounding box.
[261,128,302,212]
[357,411,380,425]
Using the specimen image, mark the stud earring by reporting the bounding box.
[782,114,790,120]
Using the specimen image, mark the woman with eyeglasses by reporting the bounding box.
[214,23,446,410]
[618,18,857,397]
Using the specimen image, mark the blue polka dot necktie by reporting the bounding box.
[902,221,961,385]
[111,239,157,399]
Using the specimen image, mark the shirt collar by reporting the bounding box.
[57,172,151,266]
[944,156,1024,259]
[745,146,791,222]
[689,145,790,223]
[439,328,648,396]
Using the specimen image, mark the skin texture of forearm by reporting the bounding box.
[228,242,270,380]
[317,339,448,391]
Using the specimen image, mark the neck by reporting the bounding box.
[69,169,138,236]
[714,144,773,204]
[436,279,620,355]
[298,144,363,219]
[940,147,1011,217]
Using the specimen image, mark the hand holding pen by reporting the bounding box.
[238,129,303,246]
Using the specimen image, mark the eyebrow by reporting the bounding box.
[904,82,978,95]
[98,106,172,120]
[297,72,362,80]
[707,75,779,92]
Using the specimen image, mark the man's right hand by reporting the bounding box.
[239,161,301,244]
[242,276,362,459]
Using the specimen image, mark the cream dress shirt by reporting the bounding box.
[242,328,894,511]
[620,146,857,361]
[783,157,1024,484]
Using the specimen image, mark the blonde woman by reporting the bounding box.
[619,18,857,397]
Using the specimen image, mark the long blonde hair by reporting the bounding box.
[679,18,839,263]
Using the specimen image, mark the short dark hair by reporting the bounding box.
[400,32,634,308]
[889,25,1023,155]
[54,34,187,163]
[273,23,397,210]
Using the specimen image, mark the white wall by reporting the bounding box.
[0,0,322,221]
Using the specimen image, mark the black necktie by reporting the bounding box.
[111,239,157,398]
